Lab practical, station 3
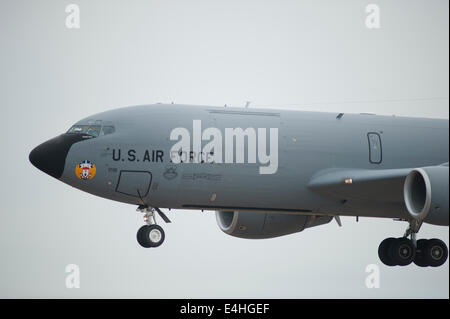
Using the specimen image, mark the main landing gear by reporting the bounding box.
[136,205,171,248]
[378,221,448,267]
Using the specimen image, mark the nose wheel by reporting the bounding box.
[137,224,165,248]
[136,205,171,248]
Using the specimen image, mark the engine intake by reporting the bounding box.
[404,166,449,226]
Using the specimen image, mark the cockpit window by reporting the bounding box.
[67,125,101,137]
[67,125,86,134]
[86,126,100,137]
[101,126,115,136]
[67,124,115,138]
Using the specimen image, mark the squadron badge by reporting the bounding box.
[163,164,178,180]
[75,160,96,180]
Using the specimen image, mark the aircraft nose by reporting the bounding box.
[29,134,84,179]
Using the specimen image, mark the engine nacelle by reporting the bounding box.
[403,165,449,226]
[215,210,332,239]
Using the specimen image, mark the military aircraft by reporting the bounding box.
[29,104,449,268]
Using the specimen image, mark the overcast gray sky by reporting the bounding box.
[0,0,448,298]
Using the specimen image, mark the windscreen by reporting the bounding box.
[67,125,115,137]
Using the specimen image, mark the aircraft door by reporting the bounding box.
[367,132,382,164]
[115,170,152,198]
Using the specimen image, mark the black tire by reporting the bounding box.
[388,237,416,266]
[138,224,165,248]
[137,225,153,248]
[422,238,448,267]
[378,237,397,266]
[413,239,429,267]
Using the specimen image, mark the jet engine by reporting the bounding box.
[403,165,449,226]
[215,210,332,239]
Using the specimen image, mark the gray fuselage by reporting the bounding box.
[54,104,448,221]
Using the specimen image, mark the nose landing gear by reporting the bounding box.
[136,205,171,248]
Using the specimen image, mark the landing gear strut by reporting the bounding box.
[136,205,171,248]
[378,221,448,267]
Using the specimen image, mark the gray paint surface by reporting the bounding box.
[60,104,448,223]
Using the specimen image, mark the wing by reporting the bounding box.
[307,168,412,204]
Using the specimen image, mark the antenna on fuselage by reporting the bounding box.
[245,101,251,108]
[334,216,342,227]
